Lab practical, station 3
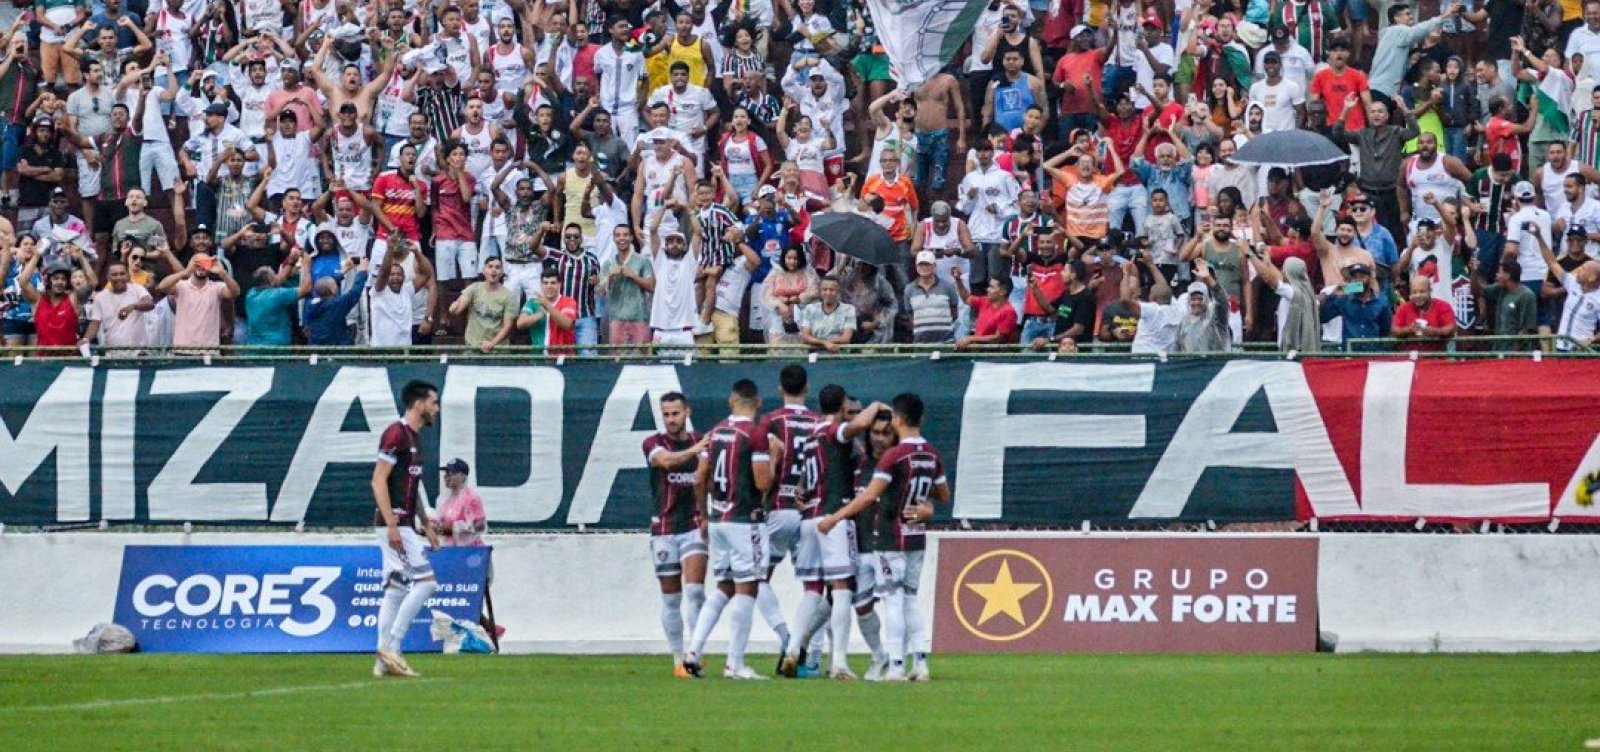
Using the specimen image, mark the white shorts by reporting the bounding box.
[765,508,802,566]
[76,153,100,199]
[434,239,479,282]
[792,517,823,582]
[854,550,879,607]
[819,518,858,582]
[377,526,433,586]
[709,522,767,583]
[649,530,708,577]
[874,549,925,597]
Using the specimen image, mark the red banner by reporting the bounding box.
[1297,360,1600,523]
[934,536,1319,653]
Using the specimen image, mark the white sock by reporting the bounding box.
[830,590,854,672]
[687,587,729,658]
[806,595,828,661]
[375,582,405,651]
[682,583,706,642]
[857,607,885,663]
[661,592,684,661]
[756,582,789,645]
[788,590,823,657]
[882,590,906,663]
[905,595,927,664]
[387,579,438,653]
[726,593,756,671]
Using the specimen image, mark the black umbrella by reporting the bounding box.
[807,211,903,267]
[1231,130,1348,168]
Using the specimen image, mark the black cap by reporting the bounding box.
[1345,262,1372,275]
[204,102,229,116]
[50,187,66,198]
[444,458,470,475]
[1568,225,1589,238]
[1415,218,1439,230]
[192,224,212,236]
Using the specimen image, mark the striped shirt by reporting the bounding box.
[736,92,782,125]
[1573,110,1600,170]
[416,85,466,144]
[720,50,765,79]
[97,128,143,201]
[547,249,600,318]
[1468,168,1513,235]
[697,204,742,269]
[1000,212,1056,277]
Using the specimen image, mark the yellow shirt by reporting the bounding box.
[665,36,709,87]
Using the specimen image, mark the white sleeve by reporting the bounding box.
[1275,281,1295,300]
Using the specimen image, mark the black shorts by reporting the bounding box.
[93,200,127,235]
[2,318,34,337]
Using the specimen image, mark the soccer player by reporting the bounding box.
[683,379,775,679]
[371,380,443,679]
[756,364,822,665]
[854,406,896,680]
[641,392,711,677]
[819,393,948,682]
[779,387,885,679]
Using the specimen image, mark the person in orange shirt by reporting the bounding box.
[1043,143,1126,253]
[859,149,920,243]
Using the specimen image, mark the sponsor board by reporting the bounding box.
[112,546,490,653]
[935,537,1318,653]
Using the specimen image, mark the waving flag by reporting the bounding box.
[866,0,990,89]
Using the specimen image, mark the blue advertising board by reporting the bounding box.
[112,545,491,653]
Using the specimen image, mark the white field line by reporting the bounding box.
[5,677,445,712]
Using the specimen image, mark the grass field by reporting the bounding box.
[2,653,1596,750]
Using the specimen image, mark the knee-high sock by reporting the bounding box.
[726,593,756,671]
[661,592,685,660]
[788,590,824,657]
[682,583,706,643]
[376,582,405,651]
[881,590,906,664]
[687,588,730,658]
[905,595,928,661]
[857,607,885,663]
[387,579,438,653]
[756,582,790,644]
[830,589,854,671]
[806,595,829,657]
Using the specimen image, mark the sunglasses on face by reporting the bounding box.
[1350,204,1372,211]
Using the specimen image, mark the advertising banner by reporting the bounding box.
[112,545,491,653]
[934,536,1319,653]
[1,359,1598,527]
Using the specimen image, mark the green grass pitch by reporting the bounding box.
[2,653,1596,750]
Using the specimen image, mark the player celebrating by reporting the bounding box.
[854,405,895,680]
[683,379,775,679]
[757,364,821,665]
[820,393,947,682]
[641,392,711,677]
[371,380,443,679]
[779,387,885,679]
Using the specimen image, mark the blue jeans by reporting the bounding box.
[194,180,217,231]
[1107,184,1150,236]
[575,315,599,356]
[1475,230,1505,282]
[915,128,950,191]
[1057,112,1100,143]
[1103,65,1135,101]
[1444,127,1468,162]
[0,121,26,172]
[1021,317,1055,344]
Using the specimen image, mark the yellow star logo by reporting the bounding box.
[951,549,1054,642]
[964,560,1042,627]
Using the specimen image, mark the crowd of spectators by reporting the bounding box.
[0,0,1597,358]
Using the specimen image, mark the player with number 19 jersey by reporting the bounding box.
[873,437,947,552]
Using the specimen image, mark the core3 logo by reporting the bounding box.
[130,566,343,637]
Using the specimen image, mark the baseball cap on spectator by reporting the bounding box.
[646,127,677,142]
[444,458,470,475]
[1345,262,1372,276]
[915,250,937,265]
[1347,192,1371,207]
[49,187,66,200]
[662,229,686,241]
[1513,181,1536,200]
[33,116,52,129]
[1186,281,1209,298]
[193,224,212,238]
[1568,225,1589,238]
[756,184,778,199]
[1416,218,1439,231]
[204,102,229,116]
[1270,25,1290,40]
[250,221,272,234]
[1142,9,1163,28]
[1070,24,1093,38]
[1263,50,1282,64]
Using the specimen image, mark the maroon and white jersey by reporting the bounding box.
[872,436,947,552]
[375,420,425,530]
[757,404,821,511]
[700,416,771,523]
[642,431,703,535]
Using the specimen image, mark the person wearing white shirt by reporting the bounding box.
[958,143,1020,282]
[1567,2,1600,82]
[1254,28,1317,91]
[1504,181,1556,291]
[1130,17,1175,110]
[1552,173,1600,258]
[1249,52,1305,133]
[647,209,701,348]
[1539,231,1600,350]
[594,18,647,146]
[781,57,846,157]
[181,103,256,229]
[647,62,719,173]
[135,56,182,195]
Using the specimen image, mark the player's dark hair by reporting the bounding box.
[660,391,688,406]
[731,379,759,405]
[891,393,925,428]
[779,364,807,397]
[1386,3,1408,22]
[670,60,689,74]
[818,384,847,414]
[401,380,438,408]
[542,268,561,281]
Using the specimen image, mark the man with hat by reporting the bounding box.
[904,250,960,344]
[1130,11,1175,110]
[647,199,701,349]
[1309,37,1371,134]
[1504,180,1556,306]
[16,117,65,229]
[1319,261,1391,350]
[264,59,324,136]
[1396,215,1455,306]
[180,101,254,230]
[15,249,91,352]
[1344,190,1400,298]
[31,187,88,256]
[780,56,846,169]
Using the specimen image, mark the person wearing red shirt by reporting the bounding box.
[1392,275,1458,351]
[1309,38,1369,131]
[1019,234,1067,343]
[517,268,579,355]
[1483,96,1537,175]
[1099,92,1152,235]
[951,267,1019,348]
[370,143,430,260]
[1052,26,1109,140]
[17,252,91,353]
[1141,74,1186,162]
[431,142,478,284]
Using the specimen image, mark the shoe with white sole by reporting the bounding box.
[372,659,388,678]
[909,662,930,682]
[883,661,907,682]
[828,667,857,681]
[863,657,888,682]
[723,665,768,680]
[377,648,420,678]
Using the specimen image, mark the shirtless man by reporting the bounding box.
[308,35,398,125]
[912,70,967,195]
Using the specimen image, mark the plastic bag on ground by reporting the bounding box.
[73,623,136,654]
[428,609,495,654]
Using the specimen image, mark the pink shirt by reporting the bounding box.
[437,487,487,546]
[170,278,226,348]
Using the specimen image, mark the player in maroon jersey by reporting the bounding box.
[371,380,442,679]
[683,379,776,679]
[820,392,948,682]
[754,364,821,666]
[641,392,711,678]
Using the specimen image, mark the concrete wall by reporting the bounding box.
[3,532,1597,653]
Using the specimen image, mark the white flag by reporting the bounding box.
[865,0,991,90]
